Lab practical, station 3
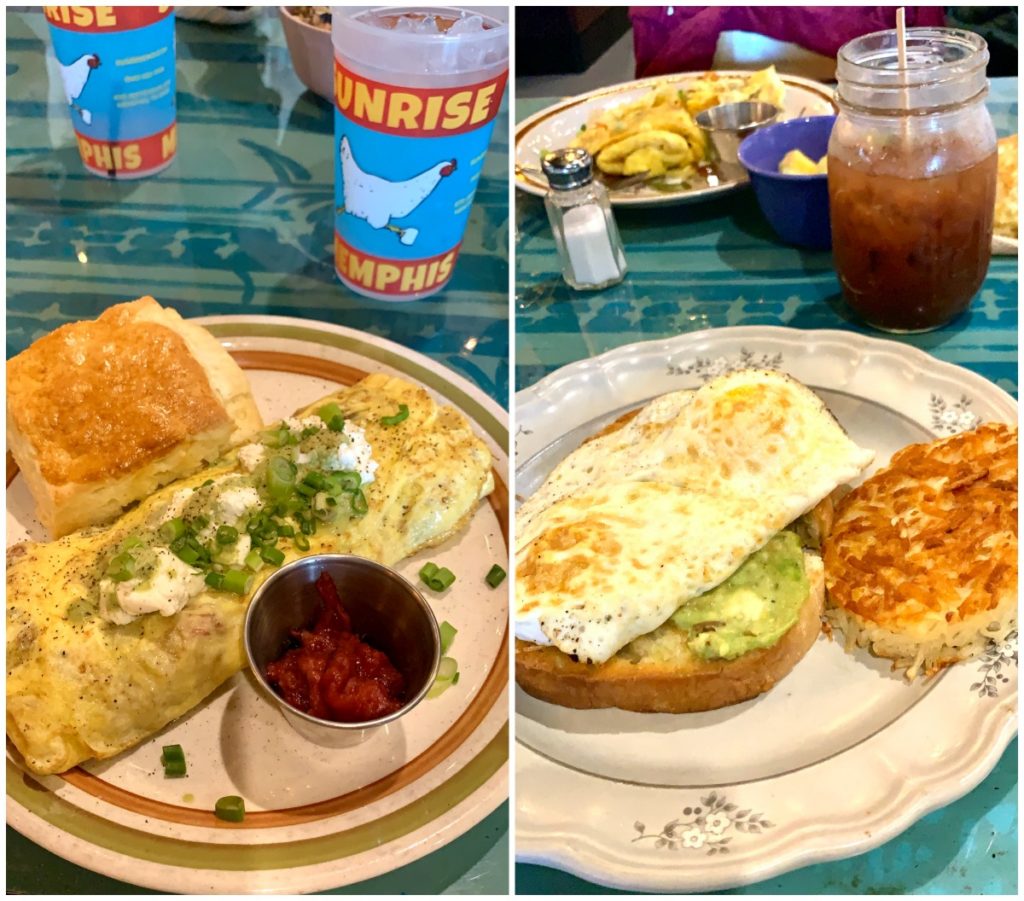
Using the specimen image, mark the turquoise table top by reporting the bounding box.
[6,9,508,895]
[514,80,1018,895]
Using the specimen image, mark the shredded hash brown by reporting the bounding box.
[823,422,1017,678]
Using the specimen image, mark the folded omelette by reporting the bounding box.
[7,374,493,775]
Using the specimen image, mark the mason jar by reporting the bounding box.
[829,28,997,333]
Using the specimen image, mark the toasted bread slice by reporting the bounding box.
[516,552,824,713]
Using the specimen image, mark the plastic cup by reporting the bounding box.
[45,6,177,179]
[331,7,509,301]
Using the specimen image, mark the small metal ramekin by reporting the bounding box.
[244,554,440,747]
[696,101,782,167]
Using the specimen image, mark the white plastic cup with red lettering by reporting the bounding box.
[332,7,508,301]
[46,6,177,179]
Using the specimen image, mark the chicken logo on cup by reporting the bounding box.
[46,6,177,179]
[333,57,508,301]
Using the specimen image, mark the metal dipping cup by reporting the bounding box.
[696,101,782,172]
[244,554,440,748]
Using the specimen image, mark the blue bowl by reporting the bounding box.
[737,115,836,250]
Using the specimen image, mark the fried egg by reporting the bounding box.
[515,370,874,664]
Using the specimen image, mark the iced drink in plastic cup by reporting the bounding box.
[46,6,177,179]
[331,7,509,301]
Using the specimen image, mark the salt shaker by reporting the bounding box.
[542,148,627,290]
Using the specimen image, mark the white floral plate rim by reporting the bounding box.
[7,315,509,894]
[514,325,1017,892]
[515,71,836,208]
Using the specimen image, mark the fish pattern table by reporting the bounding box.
[514,79,1018,895]
[5,9,508,895]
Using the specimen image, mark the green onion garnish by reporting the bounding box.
[293,533,310,552]
[327,414,346,432]
[161,744,187,778]
[300,425,321,440]
[222,568,253,595]
[419,563,455,591]
[350,489,368,516]
[437,656,458,681]
[120,535,145,551]
[277,524,295,538]
[192,515,209,530]
[303,471,328,491]
[380,403,410,426]
[329,471,361,493]
[261,546,285,566]
[205,571,225,590]
[174,545,201,566]
[485,564,507,588]
[244,549,263,571]
[317,402,344,424]
[266,456,297,500]
[159,518,187,543]
[216,525,238,545]
[439,621,457,655]
[296,482,317,498]
[105,552,137,582]
[202,478,215,487]
[214,795,245,823]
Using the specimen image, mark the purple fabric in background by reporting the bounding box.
[629,6,948,77]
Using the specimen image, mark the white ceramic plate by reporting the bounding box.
[515,72,836,207]
[992,233,1019,256]
[7,315,509,894]
[515,326,1017,892]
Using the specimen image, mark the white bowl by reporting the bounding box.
[279,6,333,102]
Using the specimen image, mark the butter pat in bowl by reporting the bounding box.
[738,115,836,250]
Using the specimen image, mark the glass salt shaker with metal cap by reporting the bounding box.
[542,148,627,290]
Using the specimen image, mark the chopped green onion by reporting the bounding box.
[328,471,361,493]
[485,564,507,588]
[379,403,410,426]
[216,525,239,545]
[173,545,201,566]
[420,565,455,591]
[427,679,452,699]
[266,456,297,500]
[317,402,344,424]
[437,656,458,681]
[105,552,137,582]
[222,568,254,595]
[312,492,338,522]
[303,471,328,491]
[300,518,316,536]
[350,489,368,516]
[205,571,226,590]
[202,478,215,487]
[293,533,310,552]
[161,744,187,778]
[439,621,457,655]
[327,414,346,432]
[261,546,285,566]
[452,670,460,685]
[300,425,321,440]
[159,518,187,543]
[120,535,145,552]
[277,523,295,538]
[296,482,317,498]
[214,795,245,823]
[192,515,209,530]
[244,549,263,571]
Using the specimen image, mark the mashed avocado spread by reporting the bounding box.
[670,531,808,660]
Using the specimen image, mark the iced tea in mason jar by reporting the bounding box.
[829,29,996,333]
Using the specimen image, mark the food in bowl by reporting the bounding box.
[264,570,406,721]
[514,369,874,712]
[289,6,331,30]
[569,66,786,185]
[823,423,1017,679]
[779,149,827,175]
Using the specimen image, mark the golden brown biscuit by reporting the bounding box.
[7,297,262,536]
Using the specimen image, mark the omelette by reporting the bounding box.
[516,370,874,666]
[569,67,786,184]
[7,373,492,775]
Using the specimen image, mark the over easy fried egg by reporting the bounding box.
[515,370,874,664]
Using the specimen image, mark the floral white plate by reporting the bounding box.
[7,315,509,894]
[515,326,1017,892]
[515,72,836,207]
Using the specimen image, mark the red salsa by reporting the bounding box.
[265,571,405,722]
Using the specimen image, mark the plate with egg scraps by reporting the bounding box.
[6,309,509,894]
[515,326,1016,892]
[515,69,836,207]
